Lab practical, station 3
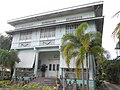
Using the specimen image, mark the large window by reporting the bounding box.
[66,23,79,34]
[19,32,32,41]
[40,27,55,38]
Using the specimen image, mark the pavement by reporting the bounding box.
[104,82,120,90]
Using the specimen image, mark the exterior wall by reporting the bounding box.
[31,30,40,47]
[11,32,20,49]
[11,21,96,50]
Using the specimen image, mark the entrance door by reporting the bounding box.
[47,60,60,77]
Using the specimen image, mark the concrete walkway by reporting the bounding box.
[104,82,120,90]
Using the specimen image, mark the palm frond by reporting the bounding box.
[90,32,102,47]
[78,46,86,63]
[62,42,76,56]
[75,22,88,38]
[80,33,91,51]
[75,67,81,78]
[112,23,120,39]
[75,56,81,78]
[112,11,120,18]
[61,33,78,45]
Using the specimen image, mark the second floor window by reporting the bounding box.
[19,32,32,41]
[66,23,79,34]
[40,27,55,38]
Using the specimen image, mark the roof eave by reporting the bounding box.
[8,1,103,26]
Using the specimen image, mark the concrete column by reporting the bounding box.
[12,67,16,78]
[89,54,93,80]
[34,50,39,77]
[59,50,62,78]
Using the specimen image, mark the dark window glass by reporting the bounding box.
[49,64,52,71]
[57,64,59,71]
[53,64,55,71]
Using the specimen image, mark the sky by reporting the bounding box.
[0,0,120,59]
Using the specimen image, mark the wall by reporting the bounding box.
[11,20,96,50]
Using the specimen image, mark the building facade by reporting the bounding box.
[7,1,104,89]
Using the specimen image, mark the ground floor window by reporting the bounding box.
[57,64,59,71]
[53,64,55,71]
[48,64,59,71]
[49,64,52,71]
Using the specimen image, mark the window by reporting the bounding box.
[53,64,55,71]
[56,64,59,71]
[40,27,55,38]
[49,64,52,71]
[20,32,32,40]
[66,24,79,34]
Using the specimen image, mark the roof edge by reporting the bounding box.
[8,1,103,24]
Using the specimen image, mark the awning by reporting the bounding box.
[16,50,35,68]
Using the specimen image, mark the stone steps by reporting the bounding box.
[32,77,57,86]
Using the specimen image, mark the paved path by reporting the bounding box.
[104,82,120,90]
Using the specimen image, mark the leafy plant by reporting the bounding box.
[40,64,47,72]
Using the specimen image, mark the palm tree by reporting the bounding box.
[61,22,92,90]
[61,22,106,90]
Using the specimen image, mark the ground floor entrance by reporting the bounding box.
[39,51,60,78]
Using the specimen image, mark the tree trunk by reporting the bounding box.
[1,66,3,80]
[3,67,5,80]
[82,62,85,90]
[86,53,89,90]
[11,66,14,80]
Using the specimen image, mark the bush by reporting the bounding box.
[104,60,120,84]
[96,60,120,86]
[0,80,10,87]
[8,82,54,90]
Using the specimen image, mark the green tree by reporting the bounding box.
[0,34,12,50]
[0,49,7,80]
[7,50,20,79]
[0,49,19,79]
[97,60,120,86]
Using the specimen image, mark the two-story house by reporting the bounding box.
[7,1,104,89]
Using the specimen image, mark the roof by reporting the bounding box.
[8,1,103,26]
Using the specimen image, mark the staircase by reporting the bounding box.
[32,77,57,86]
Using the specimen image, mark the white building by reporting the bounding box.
[7,1,104,89]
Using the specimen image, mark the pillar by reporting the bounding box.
[12,67,16,78]
[34,50,39,77]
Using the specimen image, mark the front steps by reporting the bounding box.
[32,77,57,86]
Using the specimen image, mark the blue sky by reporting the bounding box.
[0,0,120,59]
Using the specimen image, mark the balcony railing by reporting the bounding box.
[12,38,61,49]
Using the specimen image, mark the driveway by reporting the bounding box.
[104,82,120,90]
